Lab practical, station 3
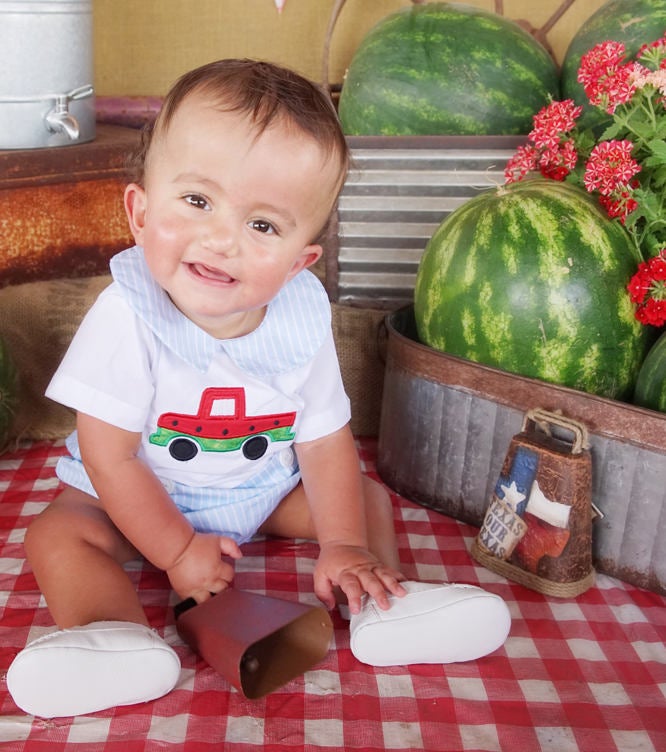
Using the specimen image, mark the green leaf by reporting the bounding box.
[574,129,596,156]
[642,170,666,193]
[598,121,623,140]
[631,120,659,142]
[647,139,666,161]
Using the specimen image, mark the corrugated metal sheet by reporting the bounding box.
[329,136,523,308]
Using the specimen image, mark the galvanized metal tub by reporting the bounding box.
[0,0,94,149]
[377,306,666,594]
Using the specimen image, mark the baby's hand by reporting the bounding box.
[313,543,406,615]
[165,532,242,603]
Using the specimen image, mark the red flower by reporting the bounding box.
[578,41,638,114]
[504,143,538,182]
[505,100,582,183]
[538,138,579,182]
[599,191,639,224]
[628,250,666,326]
[638,35,666,68]
[583,140,640,196]
[529,99,583,149]
[636,298,666,327]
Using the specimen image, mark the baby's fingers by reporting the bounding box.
[336,570,366,615]
[312,571,336,611]
[218,536,243,560]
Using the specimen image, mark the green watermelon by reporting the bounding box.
[0,336,17,446]
[634,331,666,411]
[414,178,649,400]
[338,2,559,136]
[561,0,666,131]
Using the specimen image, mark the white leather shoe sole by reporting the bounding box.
[350,582,511,666]
[7,621,181,717]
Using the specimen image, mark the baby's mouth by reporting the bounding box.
[189,262,235,283]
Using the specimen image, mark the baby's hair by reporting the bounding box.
[129,58,350,190]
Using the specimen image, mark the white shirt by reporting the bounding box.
[47,246,351,493]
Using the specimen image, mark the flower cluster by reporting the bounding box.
[577,40,639,114]
[628,250,666,327]
[505,32,666,326]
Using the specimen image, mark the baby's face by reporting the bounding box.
[124,95,343,340]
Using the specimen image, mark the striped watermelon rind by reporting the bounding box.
[0,336,17,447]
[561,0,666,131]
[338,3,559,136]
[414,178,649,400]
[634,331,666,412]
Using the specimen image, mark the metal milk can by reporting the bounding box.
[0,0,95,149]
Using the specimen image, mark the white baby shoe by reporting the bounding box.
[7,621,181,717]
[350,581,511,666]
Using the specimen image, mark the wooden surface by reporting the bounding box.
[0,125,140,286]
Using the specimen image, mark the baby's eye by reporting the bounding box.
[249,219,276,235]
[184,194,210,211]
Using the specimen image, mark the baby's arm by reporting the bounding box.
[295,424,404,614]
[76,412,241,602]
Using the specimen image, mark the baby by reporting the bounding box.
[8,59,510,717]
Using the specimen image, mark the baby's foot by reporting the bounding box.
[7,621,180,717]
[349,581,511,666]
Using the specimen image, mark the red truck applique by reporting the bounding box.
[149,387,296,461]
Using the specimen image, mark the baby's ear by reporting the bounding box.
[287,244,323,280]
[124,183,148,244]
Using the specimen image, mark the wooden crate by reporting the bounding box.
[0,124,139,287]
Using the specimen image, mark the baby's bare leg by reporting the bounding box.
[259,475,400,571]
[362,476,401,571]
[24,485,148,628]
[9,485,181,717]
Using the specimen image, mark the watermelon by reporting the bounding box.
[634,331,666,411]
[561,0,666,131]
[338,2,559,136]
[0,336,17,447]
[414,178,649,400]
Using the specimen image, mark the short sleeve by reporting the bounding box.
[292,331,351,444]
[45,287,156,432]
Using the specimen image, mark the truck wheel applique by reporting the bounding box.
[169,437,200,462]
[149,387,296,461]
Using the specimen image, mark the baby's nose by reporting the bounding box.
[201,219,237,255]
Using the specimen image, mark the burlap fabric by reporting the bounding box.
[0,277,386,444]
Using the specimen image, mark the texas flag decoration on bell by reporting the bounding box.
[472,408,599,597]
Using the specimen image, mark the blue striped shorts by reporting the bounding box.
[55,433,301,544]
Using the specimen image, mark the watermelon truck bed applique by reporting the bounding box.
[149,387,296,461]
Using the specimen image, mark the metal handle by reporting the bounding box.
[0,85,93,141]
[0,84,93,105]
[521,408,590,454]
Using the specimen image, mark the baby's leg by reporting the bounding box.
[7,486,180,717]
[259,474,397,565]
[260,474,402,612]
[24,485,147,627]
[359,475,401,571]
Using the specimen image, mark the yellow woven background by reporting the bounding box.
[93,0,606,96]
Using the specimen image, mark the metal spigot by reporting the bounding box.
[45,95,80,140]
[43,85,94,141]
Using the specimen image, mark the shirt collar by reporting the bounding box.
[110,246,331,376]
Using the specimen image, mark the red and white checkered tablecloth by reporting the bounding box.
[1,439,665,752]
